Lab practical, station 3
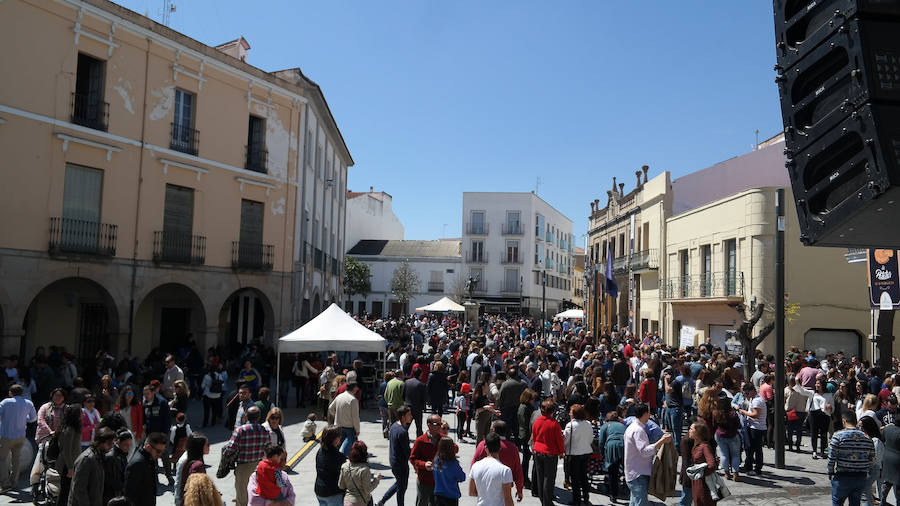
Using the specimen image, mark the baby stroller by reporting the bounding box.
[32,440,60,506]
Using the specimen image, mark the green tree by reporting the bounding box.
[391,260,420,312]
[343,257,372,299]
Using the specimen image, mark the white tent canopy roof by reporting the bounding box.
[278,303,386,353]
[415,296,465,312]
[554,308,584,320]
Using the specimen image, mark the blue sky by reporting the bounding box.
[116,1,783,244]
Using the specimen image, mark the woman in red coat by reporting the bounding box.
[637,369,657,411]
[689,422,718,506]
[531,398,564,506]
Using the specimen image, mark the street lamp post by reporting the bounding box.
[541,269,547,339]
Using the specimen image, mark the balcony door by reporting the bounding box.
[239,199,264,267]
[172,89,195,153]
[74,54,105,129]
[61,164,103,253]
[163,184,194,262]
[506,211,520,234]
[506,240,519,263]
[726,239,737,295]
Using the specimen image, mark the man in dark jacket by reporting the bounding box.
[376,406,413,506]
[69,427,115,506]
[125,432,168,506]
[403,369,427,437]
[142,384,173,484]
[497,366,526,442]
[103,429,133,505]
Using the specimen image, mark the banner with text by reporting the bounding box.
[868,249,900,310]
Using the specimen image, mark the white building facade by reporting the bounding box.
[345,188,405,249]
[462,192,574,316]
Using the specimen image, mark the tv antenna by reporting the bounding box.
[161,0,176,26]
[535,176,541,195]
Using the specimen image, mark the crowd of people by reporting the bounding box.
[1,313,898,506]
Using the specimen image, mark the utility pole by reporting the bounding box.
[541,270,547,339]
[775,188,786,469]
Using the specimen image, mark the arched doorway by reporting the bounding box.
[312,294,321,317]
[23,277,119,365]
[218,288,274,350]
[134,283,206,358]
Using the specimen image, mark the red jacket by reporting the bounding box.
[471,438,524,495]
[255,458,282,499]
[531,414,564,455]
[638,379,657,410]
[410,433,439,485]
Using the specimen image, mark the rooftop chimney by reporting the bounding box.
[594,199,600,209]
[590,201,596,213]
[635,170,642,189]
[618,182,625,195]
[612,177,618,194]
[215,36,250,63]
[369,186,374,193]
[642,165,649,183]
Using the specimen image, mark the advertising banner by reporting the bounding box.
[868,249,900,310]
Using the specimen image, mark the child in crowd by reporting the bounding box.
[169,412,193,467]
[454,383,471,442]
[256,444,289,502]
[302,413,317,442]
[432,437,466,506]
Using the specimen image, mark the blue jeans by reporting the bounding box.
[380,466,409,506]
[832,474,865,506]
[665,406,683,450]
[715,434,741,474]
[627,475,650,506]
[317,494,343,506]
[340,427,357,457]
[679,481,692,506]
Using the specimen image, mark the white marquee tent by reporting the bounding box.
[415,296,465,312]
[554,308,584,320]
[276,303,387,402]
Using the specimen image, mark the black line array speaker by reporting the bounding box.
[774,0,900,247]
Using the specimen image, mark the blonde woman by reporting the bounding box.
[264,407,286,450]
[858,393,880,421]
[183,473,224,506]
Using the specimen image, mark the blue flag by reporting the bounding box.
[605,245,618,299]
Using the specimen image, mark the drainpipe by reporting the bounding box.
[128,37,152,353]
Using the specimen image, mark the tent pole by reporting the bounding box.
[275,341,281,408]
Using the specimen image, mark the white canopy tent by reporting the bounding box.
[415,296,465,313]
[276,303,387,404]
[554,308,584,320]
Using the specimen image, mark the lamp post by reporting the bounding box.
[541,269,547,339]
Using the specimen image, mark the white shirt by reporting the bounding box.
[470,456,513,506]
[563,419,595,456]
[747,395,767,430]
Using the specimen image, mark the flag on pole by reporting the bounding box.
[605,245,618,299]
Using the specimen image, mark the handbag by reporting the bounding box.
[787,409,799,421]
[704,472,731,501]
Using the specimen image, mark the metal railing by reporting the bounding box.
[545,232,554,243]
[153,231,205,264]
[501,223,523,235]
[170,122,199,155]
[500,253,522,264]
[49,217,116,256]
[231,241,274,270]
[661,272,744,299]
[465,222,489,235]
[244,143,268,173]
[499,281,520,294]
[71,93,108,131]
[427,281,444,293]
[466,250,489,263]
[630,249,659,271]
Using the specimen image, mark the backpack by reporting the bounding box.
[209,373,224,394]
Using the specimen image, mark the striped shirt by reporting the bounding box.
[828,428,874,475]
[224,422,270,464]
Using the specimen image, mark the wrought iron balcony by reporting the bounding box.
[661,272,744,300]
[170,122,199,155]
[500,253,523,265]
[153,231,205,264]
[427,281,444,293]
[231,241,274,270]
[501,223,523,235]
[630,249,659,271]
[71,93,109,131]
[465,222,489,235]
[466,250,489,264]
[49,217,116,256]
[244,143,268,173]
[499,281,520,294]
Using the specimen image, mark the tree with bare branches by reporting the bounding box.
[735,302,775,381]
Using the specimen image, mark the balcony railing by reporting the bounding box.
[501,223,523,235]
[49,217,116,256]
[170,122,199,155]
[611,255,628,273]
[500,254,522,264]
[71,93,108,131]
[244,143,268,173]
[545,232,554,243]
[231,241,274,270]
[466,250,489,263]
[465,222,489,235]
[661,271,744,299]
[499,281,520,294]
[630,249,659,271]
[427,281,444,293]
[153,231,205,264]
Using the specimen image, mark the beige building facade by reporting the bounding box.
[0,0,352,361]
